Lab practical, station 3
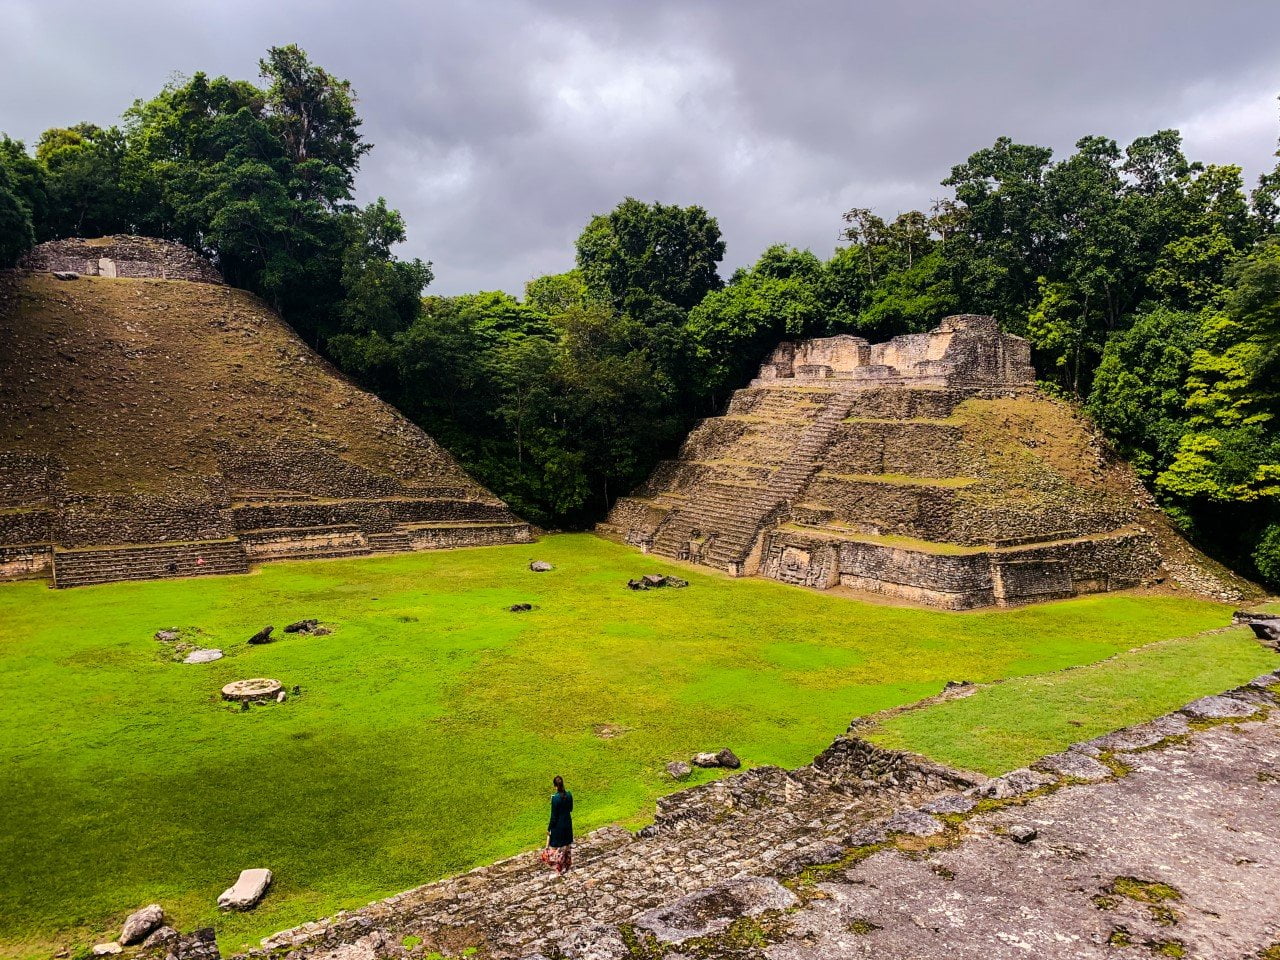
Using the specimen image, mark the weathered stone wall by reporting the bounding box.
[802,474,1131,547]
[230,498,514,534]
[238,525,368,560]
[56,494,234,547]
[19,236,224,284]
[219,447,475,502]
[823,420,965,477]
[758,315,1034,388]
[407,522,533,550]
[0,507,54,546]
[760,528,1163,609]
[0,453,57,506]
[0,544,52,579]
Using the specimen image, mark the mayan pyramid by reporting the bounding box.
[0,237,532,588]
[600,314,1223,608]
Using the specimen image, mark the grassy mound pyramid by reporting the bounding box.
[0,237,531,587]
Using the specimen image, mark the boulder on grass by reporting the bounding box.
[217,868,272,910]
[284,619,318,634]
[154,629,180,642]
[529,560,553,572]
[247,626,274,645]
[715,748,741,769]
[666,761,692,781]
[91,944,121,956]
[120,903,164,944]
[691,749,741,769]
[1248,619,1280,646]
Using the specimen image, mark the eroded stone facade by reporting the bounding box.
[600,316,1178,608]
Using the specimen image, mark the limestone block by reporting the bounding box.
[120,903,164,944]
[218,867,272,910]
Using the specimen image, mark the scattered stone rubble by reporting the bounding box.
[247,626,274,645]
[691,748,741,769]
[233,670,1280,960]
[626,574,689,590]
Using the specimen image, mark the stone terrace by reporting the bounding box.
[235,670,1280,960]
[1,241,534,587]
[599,316,1239,608]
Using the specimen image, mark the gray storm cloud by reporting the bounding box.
[2,0,1278,294]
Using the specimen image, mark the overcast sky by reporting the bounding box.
[3,1,1279,294]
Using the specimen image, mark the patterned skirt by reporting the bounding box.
[540,845,572,873]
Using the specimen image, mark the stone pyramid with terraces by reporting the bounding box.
[600,314,1219,608]
[0,237,531,588]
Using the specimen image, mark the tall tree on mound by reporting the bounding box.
[31,123,133,239]
[120,46,420,344]
[0,45,428,350]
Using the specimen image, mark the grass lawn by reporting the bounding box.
[865,628,1278,773]
[0,533,1268,958]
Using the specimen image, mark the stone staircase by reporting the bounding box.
[250,734,980,960]
[367,530,413,553]
[648,387,862,574]
[52,539,250,588]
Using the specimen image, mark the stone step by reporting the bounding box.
[54,540,250,588]
[368,530,414,553]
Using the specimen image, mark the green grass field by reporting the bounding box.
[0,533,1272,958]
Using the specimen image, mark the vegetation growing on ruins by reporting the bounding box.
[865,626,1276,773]
[2,46,1279,580]
[0,535,1269,957]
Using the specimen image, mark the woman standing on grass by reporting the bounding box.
[542,775,573,875]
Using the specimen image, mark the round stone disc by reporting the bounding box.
[221,678,283,702]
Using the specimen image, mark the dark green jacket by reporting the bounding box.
[548,790,574,847]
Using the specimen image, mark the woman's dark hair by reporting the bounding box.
[553,775,565,793]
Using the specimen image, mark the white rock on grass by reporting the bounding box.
[183,648,223,664]
[218,868,272,910]
[91,944,121,956]
[120,903,164,944]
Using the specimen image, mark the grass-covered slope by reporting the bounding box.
[0,534,1269,958]
[0,272,486,497]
